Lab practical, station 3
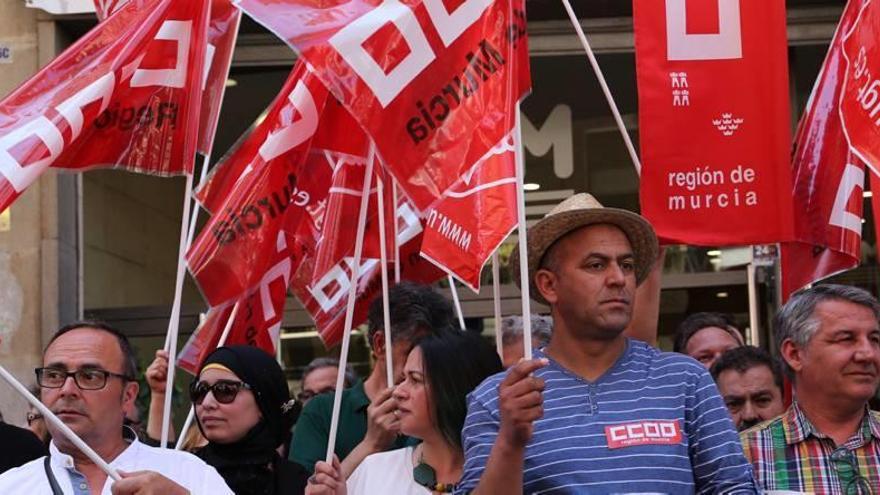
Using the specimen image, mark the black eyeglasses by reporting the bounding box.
[297,387,334,403]
[190,380,253,405]
[26,413,43,425]
[830,448,874,495]
[35,367,132,390]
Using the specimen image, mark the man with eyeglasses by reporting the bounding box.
[741,284,880,493]
[0,321,232,494]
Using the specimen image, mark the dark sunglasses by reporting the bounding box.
[189,379,253,405]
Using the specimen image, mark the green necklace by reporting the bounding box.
[412,448,455,493]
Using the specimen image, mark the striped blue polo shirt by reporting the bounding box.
[456,339,758,494]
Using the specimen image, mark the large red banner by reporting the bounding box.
[634,0,793,245]
[780,0,866,298]
[0,0,208,213]
[840,0,880,175]
[234,0,530,212]
[420,134,517,291]
[187,63,330,307]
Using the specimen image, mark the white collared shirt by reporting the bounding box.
[0,437,232,494]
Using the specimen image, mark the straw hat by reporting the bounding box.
[510,193,659,305]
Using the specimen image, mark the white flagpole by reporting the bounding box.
[513,103,533,360]
[163,151,214,355]
[560,0,641,176]
[376,176,395,388]
[160,171,195,449]
[325,146,376,463]
[175,301,241,450]
[448,275,467,330]
[392,181,401,284]
[492,251,504,359]
[0,365,122,481]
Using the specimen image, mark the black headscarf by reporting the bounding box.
[194,345,303,495]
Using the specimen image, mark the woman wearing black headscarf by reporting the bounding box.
[191,345,308,495]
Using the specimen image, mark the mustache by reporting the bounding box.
[51,401,87,416]
[738,419,760,431]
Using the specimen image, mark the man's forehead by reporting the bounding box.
[562,223,634,253]
[44,327,122,366]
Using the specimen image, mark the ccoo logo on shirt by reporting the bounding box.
[604,420,682,449]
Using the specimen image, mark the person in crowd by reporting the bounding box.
[741,284,880,491]
[456,193,757,493]
[290,281,455,477]
[27,385,50,446]
[673,311,745,368]
[710,345,785,431]
[0,415,47,474]
[0,321,231,493]
[191,345,308,494]
[499,314,553,369]
[298,357,357,405]
[306,330,503,494]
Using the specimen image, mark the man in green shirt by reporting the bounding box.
[289,282,455,476]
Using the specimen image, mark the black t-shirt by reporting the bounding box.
[0,422,47,474]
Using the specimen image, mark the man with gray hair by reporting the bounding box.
[741,284,880,492]
[499,314,553,368]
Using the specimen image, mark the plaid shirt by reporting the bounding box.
[740,402,880,494]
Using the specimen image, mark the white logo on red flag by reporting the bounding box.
[187,63,330,307]
[420,134,517,291]
[235,0,530,212]
[779,0,868,298]
[0,0,209,213]
[634,0,794,246]
[178,230,296,375]
[840,0,880,176]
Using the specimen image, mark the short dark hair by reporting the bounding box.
[673,312,742,353]
[301,357,357,390]
[367,282,454,350]
[710,345,784,392]
[46,321,138,379]
[417,331,502,449]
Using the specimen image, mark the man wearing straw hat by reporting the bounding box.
[0,322,231,494]
[456,194,757,493]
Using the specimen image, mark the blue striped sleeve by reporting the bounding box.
[687,364,759,494]
[454,376,502,495]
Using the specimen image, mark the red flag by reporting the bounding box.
[187,63,330,307]
[780,0,866,298]
[235,0,531,212]
[95,0,241,156]
[178,228,303,374]
[634,0,794,245]
[420,134,517,291]
[94,0,126,20]
[292,194,443,347]
[840,0,880,174]
[0,0,209,212]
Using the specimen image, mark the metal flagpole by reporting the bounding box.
[560,0,641,176]
[376,176,395,387]
[325,146,376,463]
[0,365,121,481]
[175,301,241,450]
